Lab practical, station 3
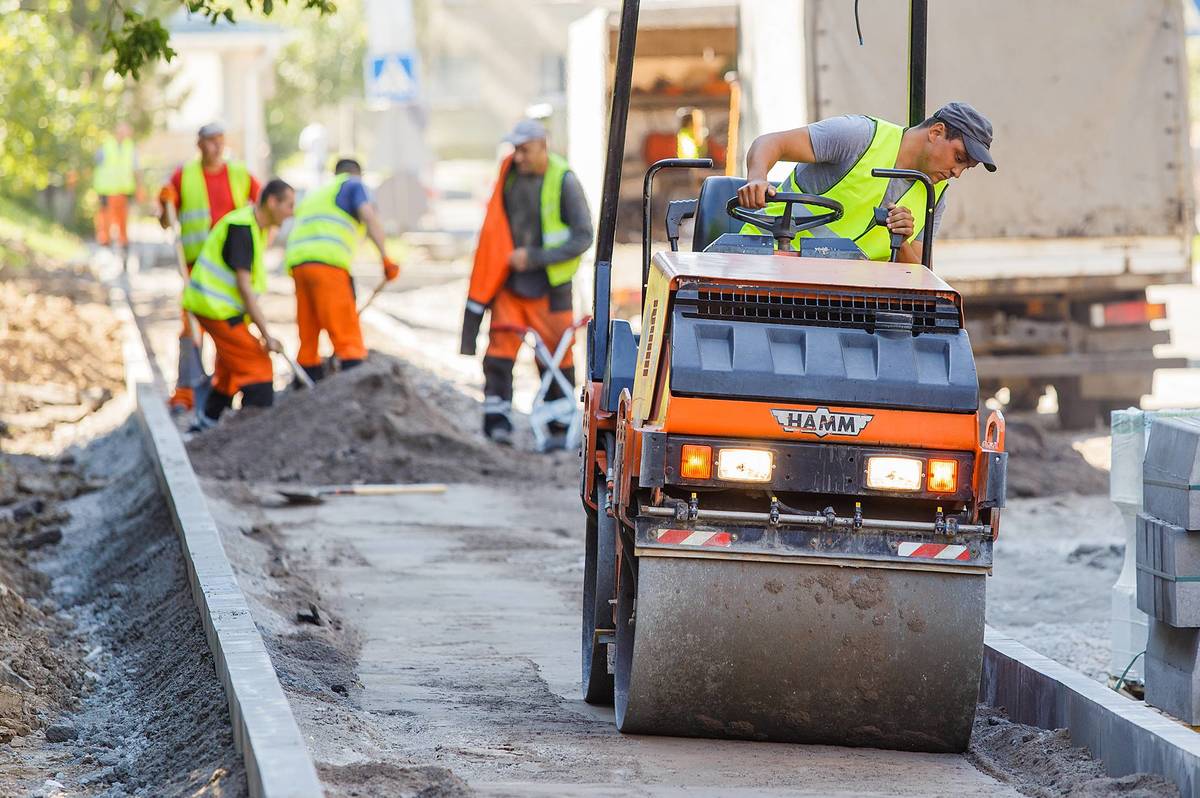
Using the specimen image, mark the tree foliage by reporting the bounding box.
[1,0,124,199]
[106,0,336,78]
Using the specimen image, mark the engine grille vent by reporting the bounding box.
[681,286,961,334]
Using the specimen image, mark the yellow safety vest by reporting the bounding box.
[284,174,365,273]
[505,152,580,287]
[179,159,252,264]
[743,117,946,260]
[181,205,266,321]
[93,136,136,196]
[677,129,705,159]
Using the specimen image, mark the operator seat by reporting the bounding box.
[692,176,748,252]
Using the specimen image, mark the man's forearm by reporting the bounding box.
[235,273,272,339]
[359,203,390,260]
[745,134,784,182]
[897,240,922,265]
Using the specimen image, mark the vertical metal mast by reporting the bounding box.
[589,0,640,383]
[908,0,928,126]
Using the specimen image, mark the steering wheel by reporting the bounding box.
[725,192,845,251]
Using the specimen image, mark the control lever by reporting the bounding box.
[873,206,905,263]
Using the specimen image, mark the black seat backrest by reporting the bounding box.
[692,176,748,253]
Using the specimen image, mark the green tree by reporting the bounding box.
[104,0,336,78]
[1,1,124,200]
[266,0,367,167]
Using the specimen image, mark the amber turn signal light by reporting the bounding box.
[927,459,958,493]
[680,445,713,479]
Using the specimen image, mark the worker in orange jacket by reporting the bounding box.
[460,120,593,447]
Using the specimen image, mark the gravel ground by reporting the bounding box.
[0,259,245,796]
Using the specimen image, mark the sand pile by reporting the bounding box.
[1003,417,1109,498]
[0,453,87,745]
[969,705,1177,797]
[0,266,124,446]
[187,354,567,487]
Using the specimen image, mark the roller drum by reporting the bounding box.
[614,555,984,753]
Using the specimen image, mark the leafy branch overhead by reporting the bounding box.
[106,0,337,78]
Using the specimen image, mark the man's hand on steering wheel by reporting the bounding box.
[737,179,776,210]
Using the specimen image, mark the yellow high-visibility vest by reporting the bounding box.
[93,136,136,196]
[181,205,266,321]
[743,117,946,260]
[284,174,365,273]
[179,159,252,263]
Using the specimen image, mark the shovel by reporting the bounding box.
[356,276,389,316]
[277,483,448,505]
[275,350,316,389]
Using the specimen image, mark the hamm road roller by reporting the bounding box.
[578,0,1008,753]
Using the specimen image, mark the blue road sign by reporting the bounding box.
[366,52,419,104]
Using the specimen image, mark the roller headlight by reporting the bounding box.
[865,456,923,492]
[716,448,774,482]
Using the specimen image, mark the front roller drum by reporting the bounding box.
[614,554,985,753]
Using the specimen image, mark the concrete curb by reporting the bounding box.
[113,276,324,798]
[982,627,1200,797]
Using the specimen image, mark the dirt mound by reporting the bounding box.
[0,452,87,746]
[187,354,568,487]
[0,265,124,447]
[1004,417,1109,498]
[318,762,469,798]
[969,705,1177,797]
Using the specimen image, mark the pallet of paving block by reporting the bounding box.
[1137,512,1200,628]
[1144,416,1200,530]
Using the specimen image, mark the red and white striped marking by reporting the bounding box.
[897,542,970,561]
[656,529,733,548]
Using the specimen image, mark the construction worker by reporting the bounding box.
[181,179,295,431]
[92,122,139,255]
[159,122,262,413]
[676,109,707,159]
[284,158,401,382]
[736,102,996,263]
[459,119,593,447]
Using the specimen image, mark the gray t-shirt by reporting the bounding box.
[790,114,946,236]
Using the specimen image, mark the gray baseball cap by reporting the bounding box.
[504,119,548,147]
[197,121,226,139]
[932,102,996,172]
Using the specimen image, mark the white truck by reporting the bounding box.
[569,0,1194,427]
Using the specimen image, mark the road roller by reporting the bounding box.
[579,0,1008,753]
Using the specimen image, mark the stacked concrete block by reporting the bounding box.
[1110,409,1150,684]
[1141,416,1200,723]
[1137,514,1200,627]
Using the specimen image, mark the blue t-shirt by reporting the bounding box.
[334,177,370,221]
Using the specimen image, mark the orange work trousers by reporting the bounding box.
[94,194,130,247]
[292,262,367,368]
[485,288,576,367]
[195,315,274,398]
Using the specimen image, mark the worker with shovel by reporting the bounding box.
[284,158,400,383]
[159,122,262,414]
[182,179,295,431]
[459,120,593,447]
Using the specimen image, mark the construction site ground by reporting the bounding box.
[109,236,1173,797]
[0,262,246,797]
[0,234,1182,795]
